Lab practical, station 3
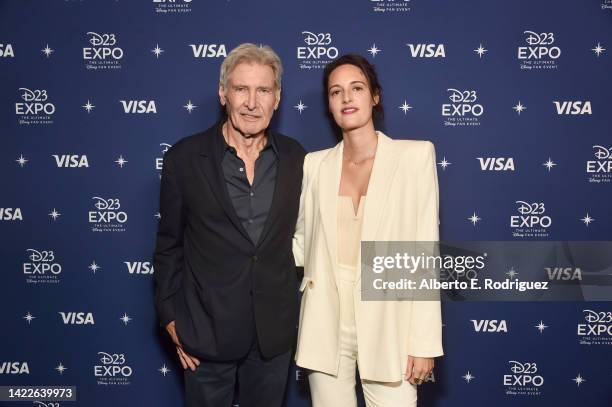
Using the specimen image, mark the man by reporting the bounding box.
[154,43,305,407]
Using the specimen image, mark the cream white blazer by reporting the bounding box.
[292,131,443,382]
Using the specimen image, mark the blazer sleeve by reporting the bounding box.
[407,141,444,357]
[153,152,185,329]
[292,153,309,268]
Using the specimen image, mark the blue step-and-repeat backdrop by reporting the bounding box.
[1,1,611,406]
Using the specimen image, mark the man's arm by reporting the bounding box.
[153,153,185,328]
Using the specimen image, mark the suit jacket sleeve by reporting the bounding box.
[153,152,185,328]
[292,153,309,268]
[407,141,444,357]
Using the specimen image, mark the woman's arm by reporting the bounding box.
[293,154,309,267]
[407,141,443,357]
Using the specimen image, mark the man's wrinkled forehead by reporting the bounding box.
[225,62,277,89]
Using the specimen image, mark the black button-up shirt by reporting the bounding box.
[221,132,278,245]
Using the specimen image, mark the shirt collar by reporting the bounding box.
[219,122,278,157]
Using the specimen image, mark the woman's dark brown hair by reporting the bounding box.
[323,54,384,123]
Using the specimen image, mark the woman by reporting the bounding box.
[292,54,443,406]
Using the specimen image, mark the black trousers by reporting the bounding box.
[184,337,292,407]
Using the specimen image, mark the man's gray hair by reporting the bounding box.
[219,43,283,91]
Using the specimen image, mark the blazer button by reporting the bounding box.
[252,255,258,262]
[308,280,314,288]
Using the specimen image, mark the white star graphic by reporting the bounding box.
[49,208,61,221]
[82,100,95,113]
[534,320,548,333]
[23,312,36,324]
[55,363,67,374]
[155,212,161,220]
[513,101,526,115]
[16,154,29,167]
[115,155,128,168]
[151,44,164,58]
[184,100,197,113]
[120,313,132,325]
[581,213,594,226]
[473,43,488,58]
[543,158,557,171]
[591,42,605,57]
[506,267,519,279]
[294,100,307,114]
[89,261,100,274]
[367,44,381,57]
[399,101,412,114]
[462,371,475,383]
[158,364,171,376]
[573,373,586,386]
[468,212,481,226]
[437,157,452,170]
[41,44,54,58]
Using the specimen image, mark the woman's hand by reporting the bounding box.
[405,355,434,385]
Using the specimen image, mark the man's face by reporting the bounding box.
[219,62,280,138]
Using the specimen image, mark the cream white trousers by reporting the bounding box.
[308,264,417,407]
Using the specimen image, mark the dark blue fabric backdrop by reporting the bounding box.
[1,1,611,406]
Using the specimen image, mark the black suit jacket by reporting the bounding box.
[154,122,305,360]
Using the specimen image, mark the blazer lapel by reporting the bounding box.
[196,124,252,244]
[318,141,343,281]
[357,132,401,282]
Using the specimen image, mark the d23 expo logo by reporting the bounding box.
[83,32,123,70]
[510,201,551,238]
[370,0,411,13]
[15,88,55,125]
[23,249,62,284]
[88,197,127,233]
[586,145,612,184]
[441,89,483,127]
[297,31,338,70]
[153,0,193,14]
[156,143,172,173]
[577,310,612,345]
[94,352,132,386]
[503,361,544,396]
[517,31,560,70]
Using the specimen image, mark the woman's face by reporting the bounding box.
[327,64,379,132]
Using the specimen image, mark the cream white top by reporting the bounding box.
[337,195,365,269]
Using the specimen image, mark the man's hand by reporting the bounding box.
[405,355,434,385]
[166,320,201,371]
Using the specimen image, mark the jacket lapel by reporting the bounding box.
[358,132,401,284]
[196,124,252,244]
[360,132,401,242]
[318,141,343,281]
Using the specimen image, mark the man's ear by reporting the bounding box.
[219,85,226,106]
[274,89,281,110]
